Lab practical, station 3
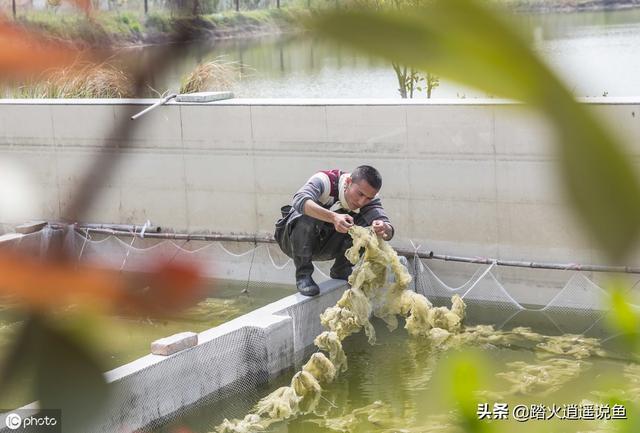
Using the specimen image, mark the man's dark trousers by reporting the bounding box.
[275,214,354,282]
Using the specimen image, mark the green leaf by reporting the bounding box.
[309,0,640,261]
[38,321,109,432]
[0,315,109,430]
[29,316,109,433]
[433,349,492,433]
[606,282,640,352]
[0,315,38,401]
[618,402,640,433]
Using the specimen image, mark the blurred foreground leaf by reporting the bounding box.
[310,0,640,261]
[434,349,492,433]
[34,317,109,433]
[0,250,124,311]
[606,282,640,353]
[0,316,108,433]
[0,250,204,316]
[0,19,88,80]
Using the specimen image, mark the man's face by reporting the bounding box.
[344,177,378,210]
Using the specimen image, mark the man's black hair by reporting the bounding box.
[351,165,382,190]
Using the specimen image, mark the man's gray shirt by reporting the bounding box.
[283,170,393,239]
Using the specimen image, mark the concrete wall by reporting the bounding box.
[1,98,639,266]
[96,279,346,433]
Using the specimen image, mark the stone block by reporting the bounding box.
[151,332,198,356]
[176,92,234,103]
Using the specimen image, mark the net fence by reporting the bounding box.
[69,229,331,293]
[417,259,639,342]
[2,226,640,432]
[4,226,637,337]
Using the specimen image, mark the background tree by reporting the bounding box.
[348,0,440,98]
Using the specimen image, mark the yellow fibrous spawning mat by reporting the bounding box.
[216,226,467,433]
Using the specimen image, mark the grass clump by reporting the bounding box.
[7,57,240,98]
[179,58,239,94]
[12,62,134,98]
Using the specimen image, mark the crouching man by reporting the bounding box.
[274,165,394,296]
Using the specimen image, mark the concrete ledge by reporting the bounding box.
[0,233,23,245]
[0,97,637,105]
[15,221,47,234]
[91,279,348,433]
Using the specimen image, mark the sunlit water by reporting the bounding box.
[128,8,640,98]
[151,300,637,433]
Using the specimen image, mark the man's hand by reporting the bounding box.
[372,220,392,240]
[332,213,354,233]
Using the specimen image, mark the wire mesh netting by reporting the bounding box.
[68,229,333,293]
[48,228,634,346]
[98,325,273,432]
[413,257,628,339]
[3,226,640,432]
[5,227,636,338]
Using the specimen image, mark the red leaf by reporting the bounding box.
[0,19,86,80]
[0,250,205,317]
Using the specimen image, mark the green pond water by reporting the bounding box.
[150,301,637,433]
[0,279,296,410]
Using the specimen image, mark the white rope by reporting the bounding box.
[580,314,608,337]
[420,258,490,292]
[458,262,498,299]
[217,242,258,258]
[73,231,114,245]
[77,229,90,261]
[243,242,258,294]
[409,240,422,252]
[458,263,525,310]
[495,309,526,329]
[540,273,611,312]
[119,232,137,271]
[113,236,173,252]
[266,245,292,270]
[313,263,331,280]
[173,242,216,255]
[541,311,574,336]
[140,219,151,238]
[418,259,525,310]
[409,239,424,275]
[66,231,626,328]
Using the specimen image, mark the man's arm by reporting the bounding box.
[292,174,354,233]
[372,220,394,240]
[303,200,354,233]
[361,198,394,240]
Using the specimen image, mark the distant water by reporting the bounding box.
[131,8,640,98]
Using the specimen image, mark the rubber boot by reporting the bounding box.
[330,253,353,281]
[329,234,354,280]
[294,257,319,296]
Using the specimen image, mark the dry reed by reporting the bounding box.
[179,57,239,94]
[13,62,134,98]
